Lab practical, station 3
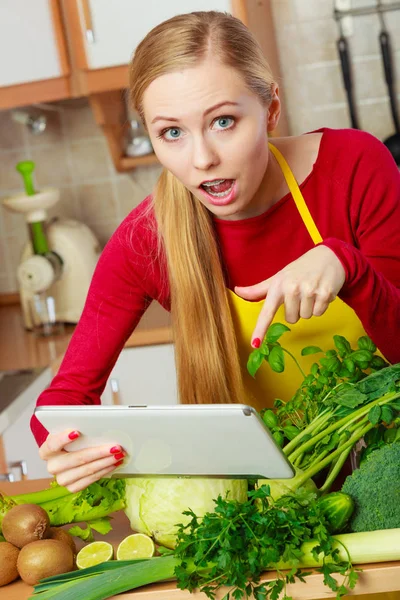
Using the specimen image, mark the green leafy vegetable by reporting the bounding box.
[0,479,126,542]
[341,442,400,532]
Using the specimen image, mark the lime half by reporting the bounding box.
[116,533,155,560]
[76,541,114,570]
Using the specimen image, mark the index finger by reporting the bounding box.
[39,429,80,459]
[251,289,283,347]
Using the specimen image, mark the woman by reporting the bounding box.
[32,11,400,494]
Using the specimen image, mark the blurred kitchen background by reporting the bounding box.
[2,0,400,295]
[1,0,400,480]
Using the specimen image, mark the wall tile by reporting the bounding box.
[0,150,29,192]
[62,101,103,141]
[357,99,397,140]
[77,181,118,223]
[291,0,333,22]
[28,110,64,148]
[46,186,82,221]
[85,219,121,247]
[1,204,26,237]
[0,111,26,151]
[0,274,14,294]
[128,165,163,196]
[5,230,29,290]
[31,143,72,187]
[353,56,387,100]
[116,174,146,218]
[69,138,112,183]
[280,19,338,65]
[293,104,350,136]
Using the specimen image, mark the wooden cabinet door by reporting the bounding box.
[75,0,232,70]
[0,0,67,87]
[101,344,178,406]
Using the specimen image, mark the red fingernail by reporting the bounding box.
[68,431,80,440]
[115,460,124,467]
[110,446,121,454]
[252,338,261,348]
[114,452,125,460]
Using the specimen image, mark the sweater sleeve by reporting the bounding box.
[30,203,163,446]
[322,134,400,363]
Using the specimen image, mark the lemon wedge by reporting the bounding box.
[76,541,114,570]
[116,533,155,560]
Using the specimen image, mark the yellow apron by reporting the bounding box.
[229,142,379,412]
[228,143,398,600]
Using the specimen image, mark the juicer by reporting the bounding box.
[2,161,101,332]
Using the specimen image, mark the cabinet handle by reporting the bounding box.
[110,378,122,405]
[8,460,28,481]
[81,0,95,43]
[0,472,15,482]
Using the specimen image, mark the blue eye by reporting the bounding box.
[163,127,181,141]
[213,116,234,130]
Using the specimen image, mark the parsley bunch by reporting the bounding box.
[174,486,358,600]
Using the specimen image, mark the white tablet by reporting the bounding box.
[35,404,295,480]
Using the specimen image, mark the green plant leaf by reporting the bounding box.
[267,345,285,373]
[381,405,394,424]
[368,404,382,425]
[333,335,352,355]
[247,350,264,378]
[262,409,278,429]
[350,350,373,365]
[266,323,291,343]
[357,336,376,353]
[301,346,323,356]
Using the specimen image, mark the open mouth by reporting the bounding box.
[200,179,235,198]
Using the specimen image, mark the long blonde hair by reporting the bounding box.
[129,11,275,405]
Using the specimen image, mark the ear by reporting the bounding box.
[267,84,281,132]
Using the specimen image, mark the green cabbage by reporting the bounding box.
[124,477,248,548]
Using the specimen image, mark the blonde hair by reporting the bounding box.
[129,11,275,405]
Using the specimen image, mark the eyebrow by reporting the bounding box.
[150,101,240,124]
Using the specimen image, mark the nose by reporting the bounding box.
[191,135,219,171]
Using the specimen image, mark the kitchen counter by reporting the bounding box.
[0,302,172,372]
[1,479,400,600]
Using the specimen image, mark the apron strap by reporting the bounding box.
[268,142,323,245]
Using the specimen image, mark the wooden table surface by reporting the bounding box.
[1,479,399,600]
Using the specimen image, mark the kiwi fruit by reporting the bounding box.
[17,539,74,585]
[0,542,20,586]
[2,504,50,548]
[48,527,77,555]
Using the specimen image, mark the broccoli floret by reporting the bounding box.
[341,441,400,532]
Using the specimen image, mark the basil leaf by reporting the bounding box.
[247,349,264,378]
[357,336,376,353]
[266,323,290,343]
[267,345,285,373]
[301,346,323,356]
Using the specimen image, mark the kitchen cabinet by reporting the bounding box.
[0,0,70,110]
[74,0,232,71]
[1,368,53,481]
[101,344,178,406]
[0,344,177,481]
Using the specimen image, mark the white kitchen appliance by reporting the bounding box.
[2,162,101,331]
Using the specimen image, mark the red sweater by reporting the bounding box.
[31,128,400,446]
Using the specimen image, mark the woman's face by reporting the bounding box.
[143,57,280,220]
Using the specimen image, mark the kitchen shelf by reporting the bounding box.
[89,90,159,172]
